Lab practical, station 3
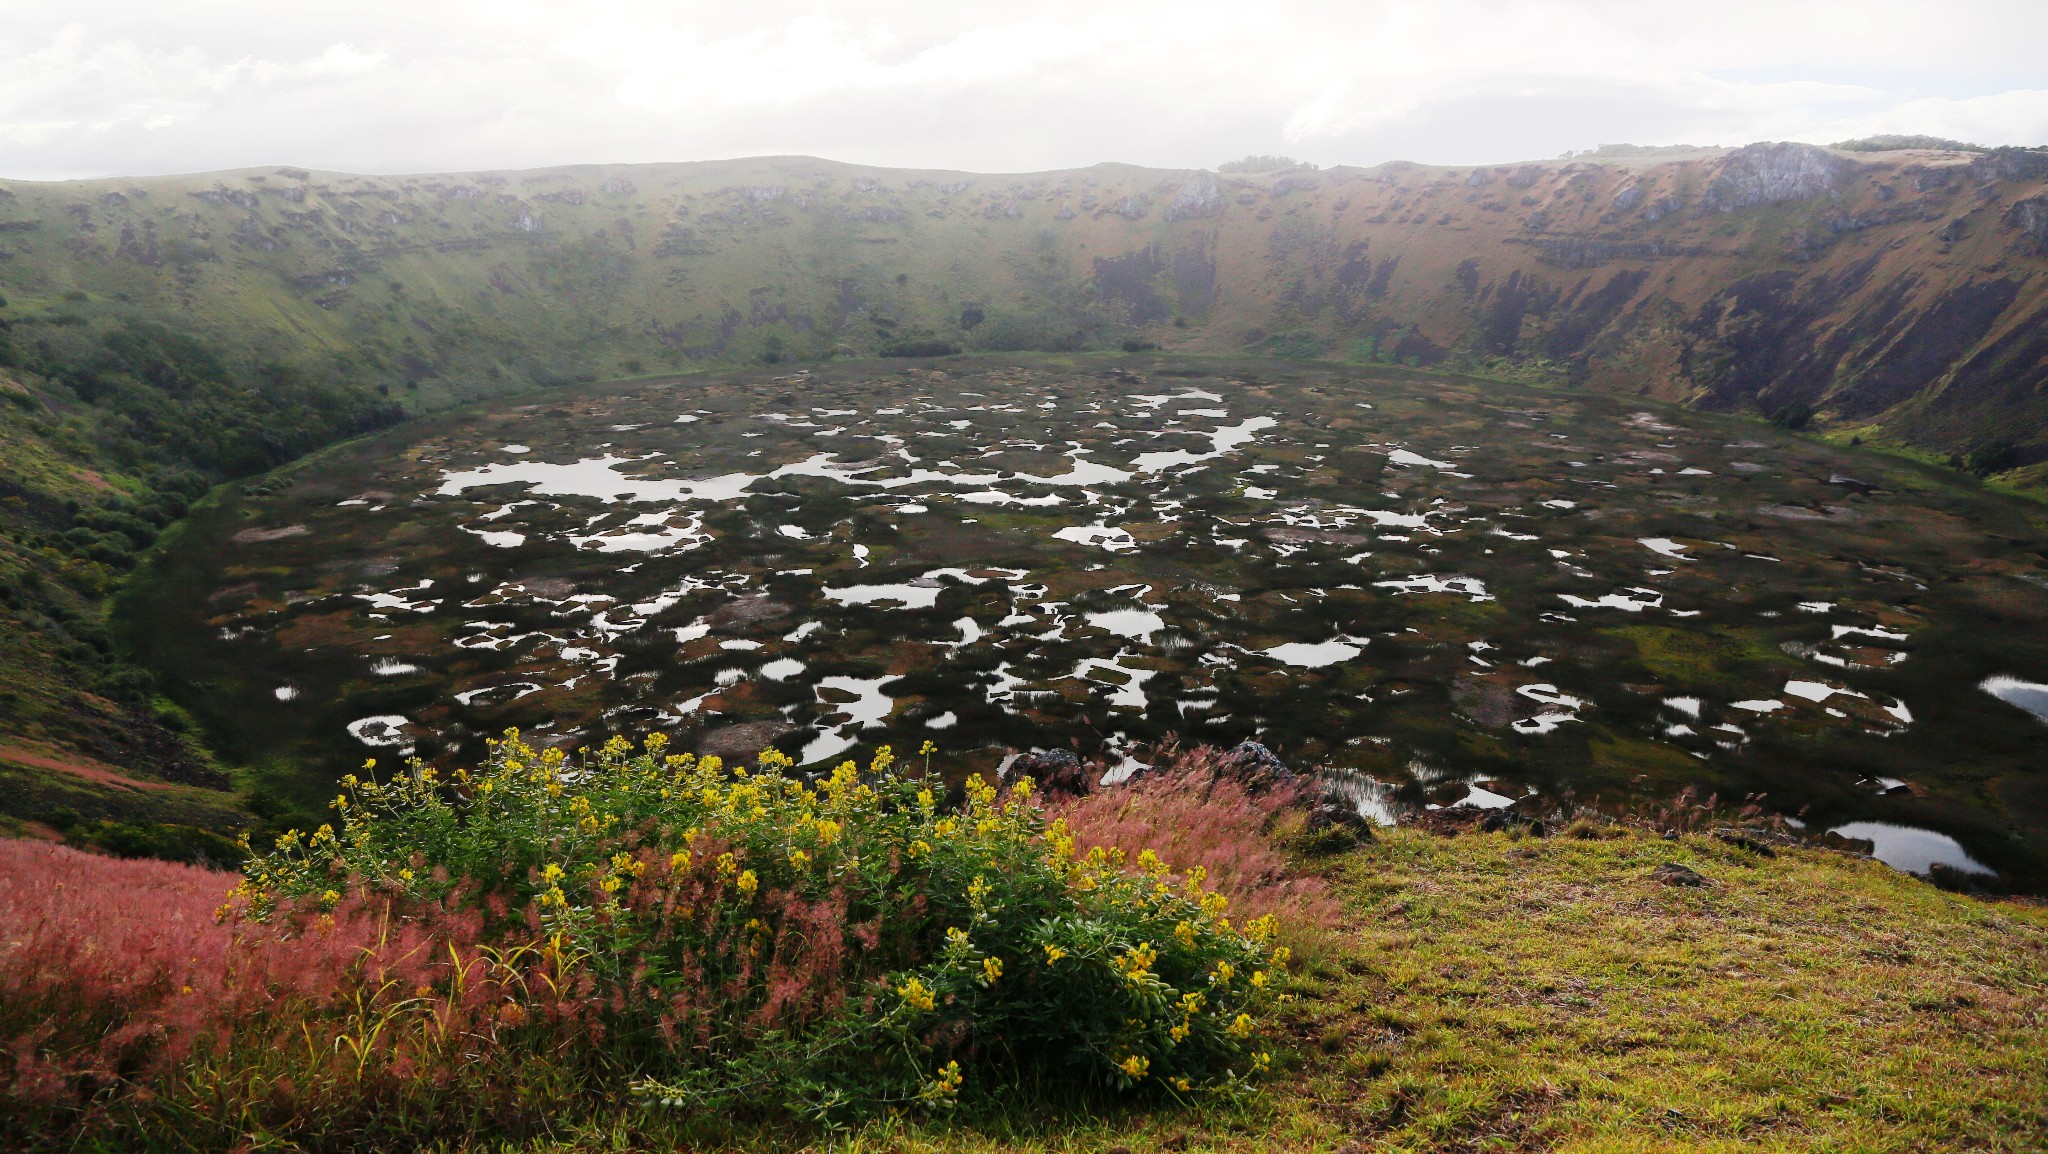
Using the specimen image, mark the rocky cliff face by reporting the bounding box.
[1700,142,1846,212]
[2,143,2045,478]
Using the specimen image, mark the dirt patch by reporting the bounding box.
[0,742,172,792]
[518,577,577,600]
[710,596,791,628]
[1263,526,1371,547]
[1759,504,1859,521]
[1452,675,1520,728]
[207,581,260,605]
[233,524,310,543]
[696,720,796,760]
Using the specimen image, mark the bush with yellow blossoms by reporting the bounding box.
[241,730,1286,1120]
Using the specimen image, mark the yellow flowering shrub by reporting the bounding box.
[243,731,1286,1118]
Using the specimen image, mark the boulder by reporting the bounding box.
[1216,740,1294,791]
[1009,748,1091,798]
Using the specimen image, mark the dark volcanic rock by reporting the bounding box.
[1303,800,1375,854]
[1651,862,1711,887]
[1713,828,1780,856]
[2006,196,2048,257]
[1217,740,1293,790]
[1009,748,1091,798]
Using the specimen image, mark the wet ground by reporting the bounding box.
[126,357,2048,883]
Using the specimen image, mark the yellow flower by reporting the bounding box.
[908,840,932,858]
[1211,960,1234,986]
[919,1059,964,1103]
[599,876,622,894]
[398,868,415,882]
[736,869,759,897]
[1227,1013,1254,1039]
[980,956,1003,985]
[1043,944,1068,964]
[1252,1051,1272,1073]
[1173,1076,1193,1092]
[1115,942,1157,983]
[916,788,936,812]
[896,977,936,1012]
[669,850,692,872]
[1272,946,1292,968]
[1118,1054,1150,1080]
[541,863,565,883]
[319,889,341,907]
[1175,920,1197,948]
[789,848,811,868]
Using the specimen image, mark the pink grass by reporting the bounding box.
[1051,754,1341,930]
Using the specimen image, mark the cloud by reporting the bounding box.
[0,0,2043,180]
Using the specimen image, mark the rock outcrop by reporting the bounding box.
[1700,143,1843,212]
[1163,173,1223,222]
[2007,195,2048,256]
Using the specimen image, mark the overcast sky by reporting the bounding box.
[2,0,2044,181]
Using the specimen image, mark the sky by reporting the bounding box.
[2,0,2045,181]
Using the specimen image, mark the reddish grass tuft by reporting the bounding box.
[0,838,239,1103]
[1050,752,1342,931]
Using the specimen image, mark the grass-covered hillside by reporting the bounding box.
[4,145,2048,463]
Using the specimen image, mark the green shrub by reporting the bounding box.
[242,732,1287,1121]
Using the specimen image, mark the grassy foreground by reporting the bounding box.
[514,826,2045,1154]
